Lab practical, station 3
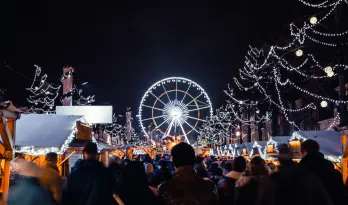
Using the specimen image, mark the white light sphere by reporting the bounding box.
[295,49,303,57]
[324,66,333,74]
[235,131,241,137]
[310,17,318,24]
[320,100,328,108]
[327,71,334,77]
[256,110,260,114]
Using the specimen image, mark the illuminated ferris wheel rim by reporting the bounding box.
[138,77,213,144]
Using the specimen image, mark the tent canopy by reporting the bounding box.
[15,114,82,148]
[293,131,342,156]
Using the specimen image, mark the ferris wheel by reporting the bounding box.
[138,77,213,145]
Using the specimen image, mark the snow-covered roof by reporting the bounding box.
[293,131,342,156]
[15,114,82,155]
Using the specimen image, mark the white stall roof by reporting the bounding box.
[293,131,342,156]
[16,114,82,147]
[272,136,291,144]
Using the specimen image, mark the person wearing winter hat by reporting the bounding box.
[62,142,115,205]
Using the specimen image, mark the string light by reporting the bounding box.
[326,113,340,130]
[26,65,95,114]
[198,106,237,145]
[15,119,81,155]
[249,141,264,158]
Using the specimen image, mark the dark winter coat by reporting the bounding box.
[217,171,243,205]
[154,167,172,182]
[108,163,123,193]
[159,167,218,205]
[61,159,116,205]
[70,159,84,173]
[7,177,53,205]
[256,161,333,205]
[299,152,344,205]
[234,175,268,205]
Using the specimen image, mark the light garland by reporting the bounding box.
[222,0,348,130]
[26,65,95,114]
[104,113,146,146]
[326,113,340,130]
[14,119,79,155]
[198,105,239,145]
[249,141,265,158]
[263,136,278,158]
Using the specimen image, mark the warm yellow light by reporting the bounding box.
[235,131,241,137]
[267,144,274,153]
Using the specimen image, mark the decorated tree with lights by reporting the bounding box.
[104,113,126,145]
[226,0,348,132]
[104,112,146,146]
[27,65,95,114]
[198,105,238,145]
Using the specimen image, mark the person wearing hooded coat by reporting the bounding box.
[6,159,53,205]
[256,144,333,205]
[299,139,344,205]
[61,142,116,205]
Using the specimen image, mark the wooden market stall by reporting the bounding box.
[14,114,83,176]
[0,101,23,196]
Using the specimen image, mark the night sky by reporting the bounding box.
[1,1,303,114]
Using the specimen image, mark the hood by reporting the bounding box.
[225,171,243,180]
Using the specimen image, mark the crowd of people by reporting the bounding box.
[5,139,347,205]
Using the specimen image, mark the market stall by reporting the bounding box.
[0,101,23,195]
[14,114,82,176]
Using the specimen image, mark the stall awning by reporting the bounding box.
[15,114,82,155]
[293,131,342,156]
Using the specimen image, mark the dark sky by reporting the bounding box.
[1,0,301,114]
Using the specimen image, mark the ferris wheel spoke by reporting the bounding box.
[142,104,165,111]
[181,83,192,103]
[175,79,178,101]
[195,99,209,106]
[179,122,190,144]
[186,115,207,122]
[182,119,199,133]
[164,119,175,137]
[187,105,211,112]
[162,84,171,102]
[149,92,167,106]
[155,118,170,130]
[185,93,203,106]
[141,115,167,122]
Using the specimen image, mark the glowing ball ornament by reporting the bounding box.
[320,100,328,108]
[327,71,334,77]
[295,49,303,57]
[324,66,333,74]
[310,17,318,24]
